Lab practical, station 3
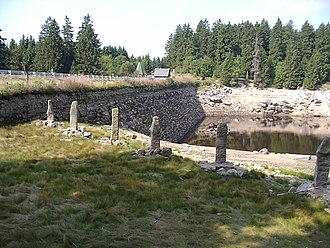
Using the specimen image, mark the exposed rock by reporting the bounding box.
[137,149,146,156]
[210,98,222,104]
[259,148,269,154]
[197,161,248,177]
[161,147,172,157]
[297,182,314,193]
[314,137,330,188]
[215,123,228,163]
[223,101,232,106]
[69,101,78,130]
[110,108,119,141]
[150,116,161,151]
[83,132,92,138]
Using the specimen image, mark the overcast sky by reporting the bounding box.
[1,0,329,58]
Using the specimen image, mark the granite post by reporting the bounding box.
[46,99,54,121]
[314,137,330,188]
[69,101,78,130]
[111,108,119,141]
[215,123,228,163]
[150,116,160,151]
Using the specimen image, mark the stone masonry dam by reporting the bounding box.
[0,85,205,143]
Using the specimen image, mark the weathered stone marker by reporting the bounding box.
[215,123,228,163]
[46,99,54,121]
[110,108,119,141]
[69,101,78,130]
[150,116,161,151]
[314,137,330,188]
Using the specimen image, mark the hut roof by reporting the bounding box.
[154,68,170,77]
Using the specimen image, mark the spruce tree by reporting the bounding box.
[194,19,210,58]
[255,19,271,56]
[239,21,256,75]
[8,39,20,70]
[34,17,63,72]
[207,20,222,62]
[0,29,9,69]
[269,18,286,65]
[300,21,315,61]
[215,52,235,85]
[274,62,287,88]
[141,54,153,74]
[62,16,74,73]
[282,34,304,89]
[303,50,327,89]
[315,23,330,82]
[71,14,101,75]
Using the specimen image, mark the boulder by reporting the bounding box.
[259,148,269,154]
[161,147,172,157]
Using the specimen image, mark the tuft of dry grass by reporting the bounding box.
[0,122,330,247]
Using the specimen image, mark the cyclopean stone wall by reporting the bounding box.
[0,85,205,142]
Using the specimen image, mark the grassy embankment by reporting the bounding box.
[0,122,330,247]
[0,74,211,97]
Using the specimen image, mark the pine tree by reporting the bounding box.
[8,39,20,70]
[214,52,235,85]
[215,23,239,65]
[300,21,315,61]
[314,23,330,82]
[34,17,63,72]
[194,19,210,58]
[274,62,287,88]
[239,21,256,74]
[62,16,74,73]
[191,56,213,78]
[71,14,101,75]
[269,18,286,65]
[303,50,328,89]
[207,20,222,61]
[8,35,35,70]
[255,19,271,56]
[141,54,153,74]
[0,29,9,69]
[282,34,304,89]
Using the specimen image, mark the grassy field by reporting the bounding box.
[0,122,330,247]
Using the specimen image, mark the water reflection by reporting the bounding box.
[187,116,330,155]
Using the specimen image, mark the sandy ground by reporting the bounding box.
[123,129,316,175]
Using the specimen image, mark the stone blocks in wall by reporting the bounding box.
[0,86,205,143]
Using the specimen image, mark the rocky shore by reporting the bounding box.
[198,84,330,118]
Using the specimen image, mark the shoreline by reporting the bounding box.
[123,129,316,175]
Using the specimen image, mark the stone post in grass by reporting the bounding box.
[314,137,330,188]
[111,107,119,141]
[69,101,78,130]
[215,123,228,163]
[150,116,161,151]
[46,100,54,121]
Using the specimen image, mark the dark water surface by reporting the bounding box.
[187,116,330,155]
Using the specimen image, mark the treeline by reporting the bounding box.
[1,16,329,89]
[164,18,330,89]
[0,14,164,76]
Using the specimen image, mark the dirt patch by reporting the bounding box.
[123,129,315,175]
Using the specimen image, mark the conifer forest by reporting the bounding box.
[0,15,329,89]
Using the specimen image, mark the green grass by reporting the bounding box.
[0,122,330,247]
[263,165,315,181]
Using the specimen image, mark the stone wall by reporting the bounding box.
[0,85,205,142]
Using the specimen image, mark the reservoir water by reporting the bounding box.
[187,116,330,155]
